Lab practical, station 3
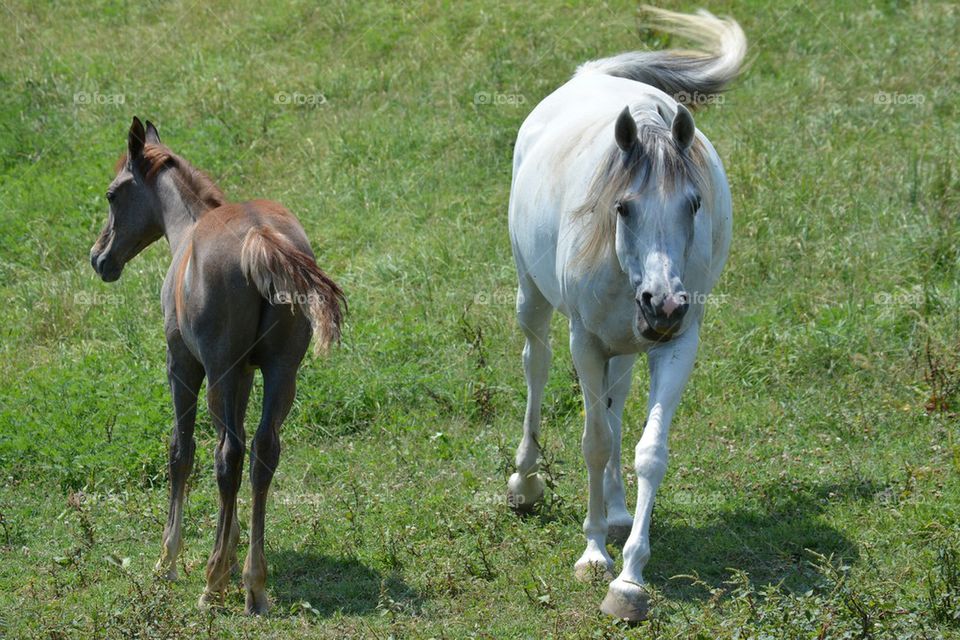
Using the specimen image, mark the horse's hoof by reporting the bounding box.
[600,578,650,623]
[507,472,544,512]
[574,558,615,583]
[245,590,271,616]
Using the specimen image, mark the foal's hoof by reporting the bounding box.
[245,590,271,616]
[507,472,544,513]
[197,590,223,610]
[154,559,178,582]
[600,578,650,623]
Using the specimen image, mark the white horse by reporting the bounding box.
[506,8,746,621]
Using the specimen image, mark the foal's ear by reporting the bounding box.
[128,116,146,159]
[671,104,695,152]
[614,106,638,152]
[144,120,161,145]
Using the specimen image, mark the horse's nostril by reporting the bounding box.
[678,292,689,305]
[640,291,653,307]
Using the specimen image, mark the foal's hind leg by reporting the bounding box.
[604,355,636,543]
[199,369,250,608]
[243,364,296,615]
[156,347,204,580]
[226,371,255,577]
[507,280,553,512]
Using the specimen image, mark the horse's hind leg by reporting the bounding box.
[156,347,204,580]
[199,368,250,607]
[243,363,296,615]
[507,279,553,512]
[604,354,636,543]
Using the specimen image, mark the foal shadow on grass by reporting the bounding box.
[625,478,880,600]
[270,550,415,617]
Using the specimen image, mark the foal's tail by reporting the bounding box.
[575,7,746,107]
[240,226,346,355]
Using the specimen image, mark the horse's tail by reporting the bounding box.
[575,7,746,108]
[240,226,346,355]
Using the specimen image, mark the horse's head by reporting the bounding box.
[611,104,703,341]
[90,116,164,282]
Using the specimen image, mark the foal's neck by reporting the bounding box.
[155,170,209,255]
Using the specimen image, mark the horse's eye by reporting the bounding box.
[692,196,702,213]
[106,190,116,202]
[615,201,626,216]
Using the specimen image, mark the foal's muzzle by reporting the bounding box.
[90,247,122,282]
[636,289,689,340]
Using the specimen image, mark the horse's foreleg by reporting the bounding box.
[570,323,615,582]
[243,365,294,615]
[603,354,636,543]
[199,369,249,608]
[156,349,204,580]
[507,282,553,511]
[601,327,700,621]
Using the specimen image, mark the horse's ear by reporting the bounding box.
[614,106,638,152]
[671,104,695,152]
[144,120,161,145]
[128,116,146,158]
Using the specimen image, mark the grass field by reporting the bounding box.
[2,0,960,637]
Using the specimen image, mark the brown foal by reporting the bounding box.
[90,117,345,614]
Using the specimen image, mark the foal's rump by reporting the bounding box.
[233,203,345,355]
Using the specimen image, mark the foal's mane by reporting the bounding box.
[116,145,226,216]
[571,112,709,267]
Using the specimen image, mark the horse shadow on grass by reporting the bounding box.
[634,477,880,601]
[270,550,417,617]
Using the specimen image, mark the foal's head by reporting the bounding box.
[609,104,707,341]
[90,117,165,282]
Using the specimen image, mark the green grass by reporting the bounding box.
[1,0,959,637]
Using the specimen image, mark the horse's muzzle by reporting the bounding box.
[636,289,689,340]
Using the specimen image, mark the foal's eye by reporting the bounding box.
[106,190,116,203]
[615,201,626,216]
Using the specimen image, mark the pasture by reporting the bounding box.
[1,0,959,637]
